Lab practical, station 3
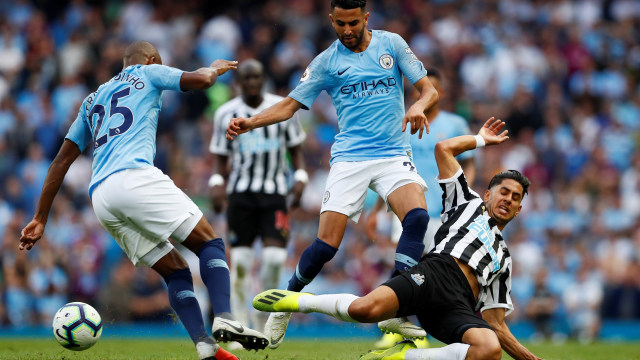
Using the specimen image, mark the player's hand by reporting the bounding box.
[226,117,253,140]
[19,219,45,251]
[402,104,429,139]
[210,185,226,213]
[364,211,378,242]
[289,181,305,209]
[209,59,238,76]
[478,117,509,146]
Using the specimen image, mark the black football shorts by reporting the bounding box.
[382,253,493,344]
[227,192,288,247]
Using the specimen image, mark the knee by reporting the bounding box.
[402,208,429,231]
[470,337,502,360]
[153,249,190,279]
[347,298,383,323]
[195,238,225,257]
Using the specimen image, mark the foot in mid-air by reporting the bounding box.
[195,336,239,360]
[253,289,311,349]
[378,317,426,339]
[360,339,417,360]
[252,289,309,312]
[212,313,269,351]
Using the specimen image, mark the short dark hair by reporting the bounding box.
[425,68,442,82]
[488,170,530,196]
[331,0,366,10]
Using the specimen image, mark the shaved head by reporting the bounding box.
[123,41,162,68]
[237,59,264,77]
[237,59,265,106]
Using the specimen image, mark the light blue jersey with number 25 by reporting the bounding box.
[65,64,183,197]
[289,30,427,164]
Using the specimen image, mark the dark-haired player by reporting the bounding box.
[365,68,476,348]
[254,118,543,360]
[226,0,439,348]
[209,59,306,337]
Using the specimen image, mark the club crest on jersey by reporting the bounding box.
[300,67,311,82]
[379,54,394,69]
[411,273,425,286]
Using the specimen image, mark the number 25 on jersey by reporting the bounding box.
[88,87,133,150]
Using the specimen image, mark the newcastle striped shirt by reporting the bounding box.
[432,167,514,315]
[209,93,306,196]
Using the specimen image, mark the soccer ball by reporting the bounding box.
[52,302,103,351]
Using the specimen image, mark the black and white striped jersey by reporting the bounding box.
[432,167,513,315]
[209,93,306,196]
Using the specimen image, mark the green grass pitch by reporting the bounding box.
[1,338,640,359]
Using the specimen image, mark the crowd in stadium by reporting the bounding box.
[1,0,640,343]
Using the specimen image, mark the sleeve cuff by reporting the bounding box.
[288,94,311,111]
[481,304,514,317]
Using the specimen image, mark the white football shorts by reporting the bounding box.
[92,166,203,267]
[321,156,428,222]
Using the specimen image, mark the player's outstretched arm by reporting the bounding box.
[483,308,543,360]
[19,139,81,250]
[180,59,238,91]
[226,96,303,140]
[402,76,438,139]
[434,117,508,180]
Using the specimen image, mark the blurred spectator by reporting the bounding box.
[563,264,603,343]
[27,246,68,325]
[99,258,171,323]
[525,268,558,341]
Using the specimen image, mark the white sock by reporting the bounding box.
[298,293,359,323]
[404,343,470,360]
[230,247,254,326]
[260,246,287,291]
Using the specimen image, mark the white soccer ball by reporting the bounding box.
[52,302,103,351]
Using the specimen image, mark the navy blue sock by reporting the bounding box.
[196,238,231,315]
[163,268,207,344]
[395,208,429,272]
[287,238,338,291]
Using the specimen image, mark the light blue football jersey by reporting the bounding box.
[410,111,474,217]
[65,64,183,196]
[289,30,427,164]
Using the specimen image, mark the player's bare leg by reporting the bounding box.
[461,328,502,360]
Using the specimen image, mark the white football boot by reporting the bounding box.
[263,311,292,349]
[212,313,269,350]
[378,317,426,339]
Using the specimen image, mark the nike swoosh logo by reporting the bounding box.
[218,319,245,333]
[271,333,284,344]
[337,66,350,75]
